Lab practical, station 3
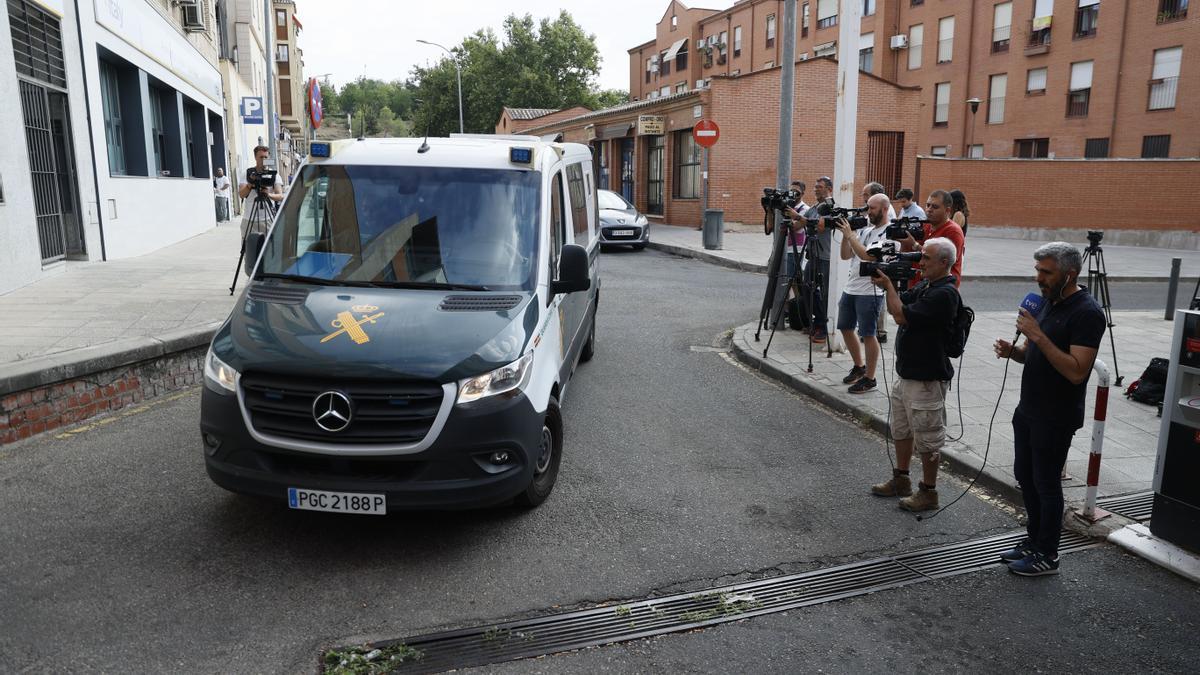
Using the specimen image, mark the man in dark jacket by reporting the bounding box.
[993,242,1105,576]
[868,237,960,512]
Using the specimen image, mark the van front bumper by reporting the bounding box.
[199,386,544,510]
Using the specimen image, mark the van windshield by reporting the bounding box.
[258,164,541,291]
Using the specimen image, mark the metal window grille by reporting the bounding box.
[1157,0,1188,23]
[1141,135,1170,158]
[19,80,66,262]
[8,0,67,88]
[1084,138,1109,159]
[867,131,905,197]
[1066,89,1090,117]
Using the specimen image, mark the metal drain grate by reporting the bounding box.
[339,529,1099,673]
[1097,491,1154,521]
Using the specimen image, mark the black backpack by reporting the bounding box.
[945,293,974,359]
[1125,357,1169,406]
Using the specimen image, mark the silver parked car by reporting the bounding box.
[597,189,649,250]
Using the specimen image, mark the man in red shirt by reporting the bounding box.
[896,190,964,286]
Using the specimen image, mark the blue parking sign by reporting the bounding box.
[241,97,264,124]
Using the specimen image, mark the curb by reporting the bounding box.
[0,322,222,396]
[728,325,1024,505]
[645,240,1195,284]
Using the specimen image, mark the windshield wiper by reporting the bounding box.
[348,280,493,292]
[257,273,340,286]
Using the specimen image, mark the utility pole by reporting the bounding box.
[774,1,796,198]
[826,0,863,353]
[263,0,276,165]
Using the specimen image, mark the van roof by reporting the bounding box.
[311,137,590,169]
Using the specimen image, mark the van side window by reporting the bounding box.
[566,163,589,245]
[549,170,566,281]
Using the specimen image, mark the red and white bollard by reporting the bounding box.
[1079,359,1112,523]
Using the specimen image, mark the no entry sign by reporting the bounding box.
[693,119,720,148]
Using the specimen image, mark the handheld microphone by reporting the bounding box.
[1014,292,1045,341]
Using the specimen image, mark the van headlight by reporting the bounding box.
[457,352,534,405]
[203,349,239,394]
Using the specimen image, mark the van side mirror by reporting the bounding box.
[551,244,591,295]
[243,232,265,277]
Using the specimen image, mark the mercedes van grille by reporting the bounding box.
[246,284,310,305]
[439,295,524,312]
[240,373,445,445]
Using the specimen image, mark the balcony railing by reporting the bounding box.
[992,25,1011,53]
[1066,89,1091,117]
[1157,1,1188,23]
[1148,76,1179,110]
[987,96,1005,124]
[1026,20,1052,54]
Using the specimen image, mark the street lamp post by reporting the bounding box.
[966,97,981,157]
[417,39,464,134]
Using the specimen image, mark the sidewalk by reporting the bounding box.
[650,223,1200,281]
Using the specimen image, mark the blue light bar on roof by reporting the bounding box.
[510,147,533,165]
[310,142,331,158]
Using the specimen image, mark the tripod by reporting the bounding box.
[229,192,279,296]
[1081,231,1123,386]
[757,220,821,372]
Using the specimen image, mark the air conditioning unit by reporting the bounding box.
[799,53,809,61]
[890,34,909,49]
[178,0,206,32]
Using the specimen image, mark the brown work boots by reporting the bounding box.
[871,471,940,512]
[870,469,912,497]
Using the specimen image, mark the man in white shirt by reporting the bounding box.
[238,145,285,238]
[834,193,896,394]
[213,168,231,222]
[862,182,897,344]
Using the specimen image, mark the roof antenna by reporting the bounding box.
[414,98,431,154]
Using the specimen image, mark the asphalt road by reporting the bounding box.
[0,249,1193,673]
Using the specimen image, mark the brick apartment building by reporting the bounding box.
[505,0,1198,244]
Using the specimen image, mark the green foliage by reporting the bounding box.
[410,11,629,137]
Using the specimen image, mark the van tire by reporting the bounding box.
[579,314,596,363]
[632,243,646,251]
[515,396,562,508]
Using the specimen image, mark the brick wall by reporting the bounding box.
[0,347,207,445]
[916,156,1200,233]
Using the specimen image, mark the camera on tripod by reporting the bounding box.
[246,167,278,193]
[859,249,921,283]
[885,216,928,242]
[761,187,802,213]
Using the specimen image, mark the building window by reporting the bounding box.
[912,0,924,5]
[675,81,688,93]
[937,16,954,63]
[1158,0,1188,23]
[802,2,809,38]
[673,130,701,199]
[646,58,653,83]
[276,8,286,26]
[676,43,688,70]
[647,134,665,215]
[150,88,167,175]
[1149,46,1182,109]
[671,15,678,29]
[908,24,923,70]
[734,26,742,56]
[968,145,984,158]
[99,61,126,175]
[10,0,68,87]
[988,73,1007,124]
[1067,60,1093,117]
[1029,0,1054,47]
[934,82,950,126]
[930,146,948,157]
[766,14,776,48]
[1084,138,1109,158]
[817,0,838,29]
[863,0,876,16]
[993,2,1013,53]
[1075,0,1099,38]
[1014,138,1050,158]
[661,52,671,76]
[1142,135,1171,158]
[859,33,874,73]
[1027,67,1047,94]
[276,44,289,62]
[660,85,670,97]
[179,0,205,32]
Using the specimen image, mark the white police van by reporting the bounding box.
[200,136,600,512]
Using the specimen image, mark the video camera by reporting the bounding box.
[817,202,869,231]
[859,248,921,284]
[761,187,802,213]
[246,167,278,193]
[885,216,928,242]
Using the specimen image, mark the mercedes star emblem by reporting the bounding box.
[312,391,353,432]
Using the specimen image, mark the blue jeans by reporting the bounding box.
[1012,410,1076,556]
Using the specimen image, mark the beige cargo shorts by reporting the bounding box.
[889,378,949,455]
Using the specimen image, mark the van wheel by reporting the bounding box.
[515,397,562,508]
[632,243,646,251]
[579,314,596,363]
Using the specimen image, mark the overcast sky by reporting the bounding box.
[297,0,679,93]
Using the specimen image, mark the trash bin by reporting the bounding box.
[703,208,724,250]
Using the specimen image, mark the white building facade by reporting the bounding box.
[1,0,226,294]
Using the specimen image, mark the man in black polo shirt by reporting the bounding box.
[869,237,960,512]
[993,242,1106,576]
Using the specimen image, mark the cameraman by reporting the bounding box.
[868,237,960,512]
[895,190,963,287]
[238,145,284,238]
[833,193,895,394]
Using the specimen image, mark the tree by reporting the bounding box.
[588,88,629,110]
